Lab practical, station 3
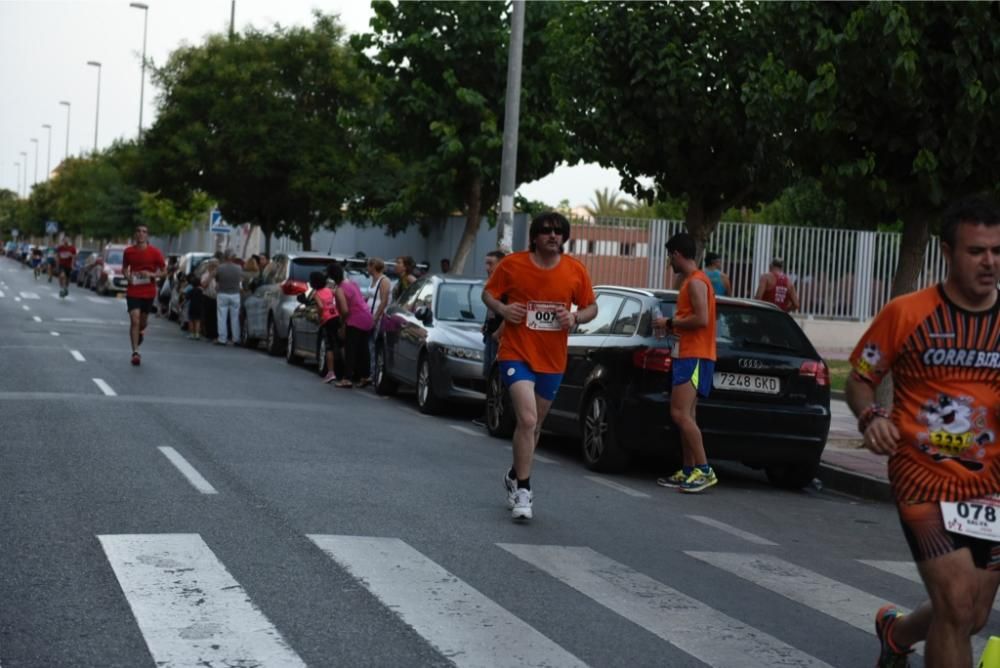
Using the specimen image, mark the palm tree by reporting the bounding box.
[583,188,636,219]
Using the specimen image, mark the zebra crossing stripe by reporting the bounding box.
[500,544,830,668]
[309,535,587,668]
[99,534,306,668]
[859,559,1000,614]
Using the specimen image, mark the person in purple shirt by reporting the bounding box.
[327,262,374,388]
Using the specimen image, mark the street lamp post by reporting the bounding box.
[14,162,21,197]
[18,152,27,197]
[41,125,52,179]
[129,3,149,138]
[86,61,102,153]
[29,138,39,186]
[59,101,71,162]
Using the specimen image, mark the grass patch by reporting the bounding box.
[825,359,852,393]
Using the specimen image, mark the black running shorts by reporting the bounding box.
[126,297,156,314]
[898,501,1000,570]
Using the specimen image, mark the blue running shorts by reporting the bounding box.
[499,360,564,401]
[672,358,714,398]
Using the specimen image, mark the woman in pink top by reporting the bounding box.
[328,263,373,388]
[306,271,341,384]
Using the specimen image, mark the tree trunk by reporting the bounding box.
[670,196,725,287]
[300,221,313,252]
[890,213,931,298]
[264,228,272,257]
[451,174,483,275]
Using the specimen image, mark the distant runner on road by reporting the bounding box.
[846,195,1000,668]
[122,224,165,366]
[55,238,76,298]
[483,212,597,521]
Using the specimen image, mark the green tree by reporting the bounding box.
[748,2,1000,296]
[137,190,212,240]
[583,188,635,219]
[351,1,568,272]
[145,13,370,253]
[0,189,20,237]
[551,2,792,260]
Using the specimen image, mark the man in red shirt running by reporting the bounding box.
[122,224,166,366]
[755,258,799,312]
[55,238,76,298]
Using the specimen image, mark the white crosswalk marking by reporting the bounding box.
[99,534,306,668]
[500,544,830,667]
[310,535,587,668]
[687,516,779,546]
[860,559,1000,614]
[19,291,39,299]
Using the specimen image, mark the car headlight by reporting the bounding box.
[439,345,483,361]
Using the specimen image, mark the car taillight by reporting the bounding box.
[799,360,829,386]
[632,347,672,373]
[281,279,308,296]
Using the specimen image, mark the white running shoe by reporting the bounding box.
[511,488,533,520]
[504,471,517,509]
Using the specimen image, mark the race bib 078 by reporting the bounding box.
[526,301,563,331]
[941,495,1000,542]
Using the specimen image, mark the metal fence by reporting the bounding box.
[570,217,948,321]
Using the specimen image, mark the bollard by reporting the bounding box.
[978,636,1000,668]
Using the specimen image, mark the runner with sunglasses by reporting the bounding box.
[483,212,598,521]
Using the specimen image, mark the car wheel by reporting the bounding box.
[486,364,515,439]
[285,323,301,364]
[266,316,283,356]
[581,389,630,473]
[765,458,820,490]
[316,336,328,376]
[416,353,444,414]
[240,311,257,348]
[373,345,398,396]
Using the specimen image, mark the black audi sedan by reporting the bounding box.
[486,286,831,489]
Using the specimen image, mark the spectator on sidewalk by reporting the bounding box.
[440,257,452,274]
[184,273,203,340]
[704,252,731,297]
[328,262,374,388]
[366,257,392,379]
[473,249,506,428]
[755,258,799,312]
[304,271,341,384]
[215,250,243,345]
[392,255,418,300]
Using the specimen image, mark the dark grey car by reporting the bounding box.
[373,276,487,414]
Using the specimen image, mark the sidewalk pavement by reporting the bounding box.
[819,396,893,502]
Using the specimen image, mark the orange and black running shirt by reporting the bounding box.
[850,285,1000,503]
[485,251,595,374]
[676,270,717,361]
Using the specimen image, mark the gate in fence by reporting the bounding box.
[569,218,948,322]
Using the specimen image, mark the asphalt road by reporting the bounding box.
[0,256,991,667]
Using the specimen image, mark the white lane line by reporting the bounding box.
[32,316,41,322]
[860,559,1000,614]
[19,291,39,300]
[501,544,829,667]
[504,445,557,465]
[92,378,116,396]
[157,447,218,495]
[21,305,29,311]
[99,534,306,668]
[49,331,60,337]
[584,475,650,498]
[310,535,586,668]
[686,515,779,546]
[450,425,484,438]
[0,289,5,298]
[87,296,112,305]
[69,350,85,362]
[14,296,21,302]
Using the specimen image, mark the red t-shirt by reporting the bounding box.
[762,272,793,311]
[56,244,76,269]
[122,244,165,299]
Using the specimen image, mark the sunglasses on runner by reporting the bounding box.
[537,226,563,236]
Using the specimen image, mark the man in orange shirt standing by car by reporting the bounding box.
[122,224,166,366]
[847,195,1000,668]
[484,212,598,521]
[654,232,718,493]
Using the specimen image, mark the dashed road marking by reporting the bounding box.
[49,331,60,337]
[21,305,29,311]
[158,447,218,495]
[686,515,779,546]
[92,378,116,396]
[19,291,39,300]
[584,475,650,498]
[450,425,484,438]
[32,316,41,322]
[70,350,85,362]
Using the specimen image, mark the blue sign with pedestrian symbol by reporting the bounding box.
[45,221,59,235]
[209,209,231,234]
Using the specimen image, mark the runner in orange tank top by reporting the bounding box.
[846,195,1000,667]
[654,233,718,494]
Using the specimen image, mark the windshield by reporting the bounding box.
[106,252,123,265]
[436,283,486,322]
[290,258,332,282]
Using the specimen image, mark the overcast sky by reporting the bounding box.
[0,0,624,209]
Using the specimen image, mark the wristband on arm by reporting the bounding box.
[857,404,890,434]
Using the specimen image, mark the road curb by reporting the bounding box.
[818,462,893,502]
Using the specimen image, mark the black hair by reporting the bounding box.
[528,212,571,253]
[308,271,327,290]
[704,251,720,266]
[940,194,1000,247]
[326,262,345,283]
[486,250,506,261]
[770,258,784,270]
[665,232,696,260]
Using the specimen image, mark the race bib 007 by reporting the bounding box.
[941,495,1000,542]
[526,301,563,331]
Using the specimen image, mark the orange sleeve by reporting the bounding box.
[849,298,908,385]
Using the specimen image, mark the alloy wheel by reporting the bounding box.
[583,394,608,463]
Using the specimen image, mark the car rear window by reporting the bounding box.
[290,259,332,282]
[655,300,813,355]
[436,283,487,322]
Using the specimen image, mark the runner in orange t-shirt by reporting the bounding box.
[653,232,718,493]
[847,195,1000,667]
[483,212,597,521]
